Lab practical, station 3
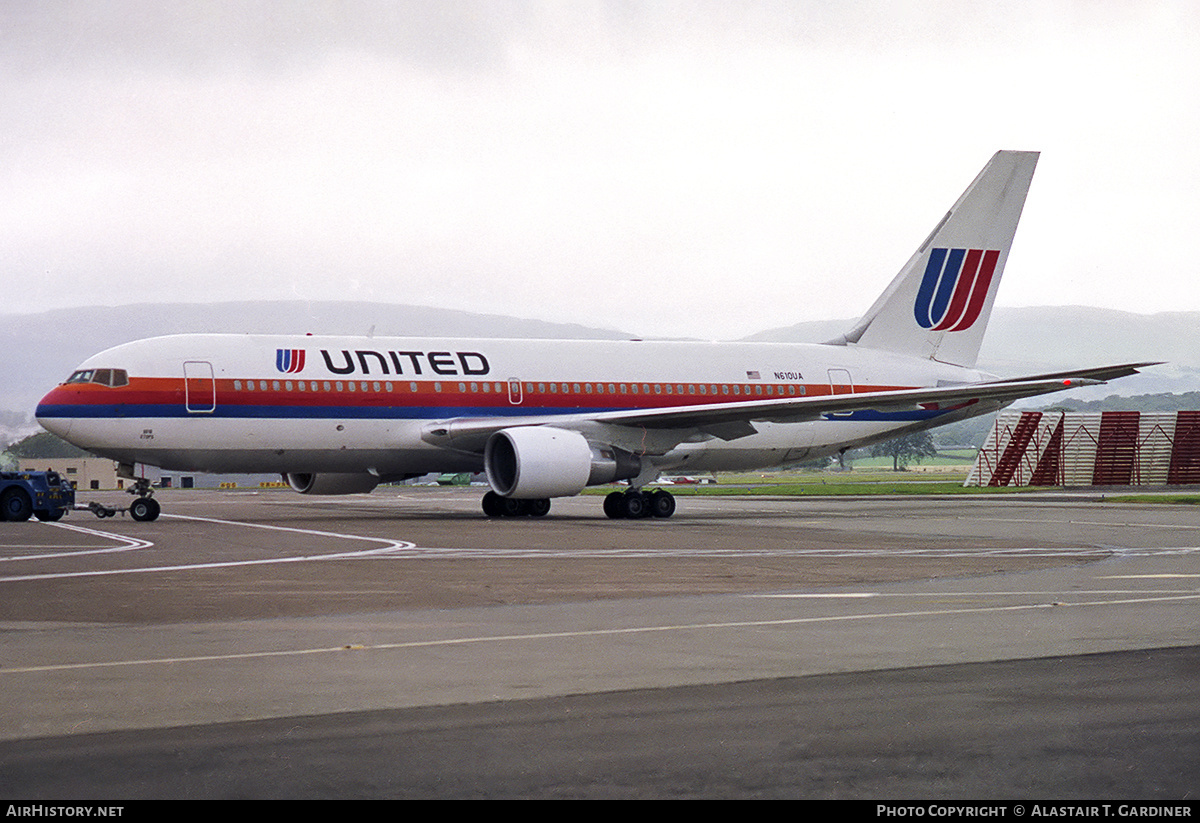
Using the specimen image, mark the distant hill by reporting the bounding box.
[745,306,1196,401]
[3,301,1194,444]
[1050,392,1200,413]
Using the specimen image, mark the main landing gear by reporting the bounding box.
[481,491,552,518]
[480,488,678,519]
[603,489,676,519]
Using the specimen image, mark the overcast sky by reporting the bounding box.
[3,1,1197,338]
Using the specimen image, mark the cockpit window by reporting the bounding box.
[66,368,129,387]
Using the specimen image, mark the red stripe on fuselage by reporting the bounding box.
[42,376,914,413]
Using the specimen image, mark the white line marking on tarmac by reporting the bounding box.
[0,515,416,583]
[4,592,1199,675]
[974,516,1200,530]
[748,589,1199,598]
[750,593,879,598]
[0,521,154,563]
[369,545,1200,559]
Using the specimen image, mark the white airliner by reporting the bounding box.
[36,151,1150,522]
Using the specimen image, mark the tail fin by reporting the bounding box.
[832,150,1039,368]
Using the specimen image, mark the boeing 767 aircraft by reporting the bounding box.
[34,151,1150,522]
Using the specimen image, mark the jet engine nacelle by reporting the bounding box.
[484,426,640,499]
[284,472,381,495]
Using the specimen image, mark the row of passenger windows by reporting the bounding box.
[230,380,806,397]
[234,380,400,393]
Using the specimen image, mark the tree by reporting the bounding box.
[7,431,93,459]
[870,431,939,471]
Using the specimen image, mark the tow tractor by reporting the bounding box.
[1,470,75,522]
[0,471,160,522]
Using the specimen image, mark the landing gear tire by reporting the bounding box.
[482,491,506,517]
[622,491,649,519]
[604,489,676,520]
[649,490,676,518]
[482,492,552,518]
[1,489,33,522]
[129,497,161,522]
[501,497,530,517]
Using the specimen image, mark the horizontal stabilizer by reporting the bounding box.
[982,362,1162,384]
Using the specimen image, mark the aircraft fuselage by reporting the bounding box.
[36,333,991,477]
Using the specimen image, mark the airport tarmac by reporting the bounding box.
[0,487,1198,798]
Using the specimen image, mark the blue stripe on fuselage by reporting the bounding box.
[821,409,949,422]
[38,403,951,424]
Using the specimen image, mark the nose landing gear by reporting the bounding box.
[79,477,160,521]
[126,477,161,522]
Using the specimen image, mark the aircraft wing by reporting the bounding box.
[421,362,1158,453]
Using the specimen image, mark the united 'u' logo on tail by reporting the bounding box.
[913,248,1000,331]
[276,349,306,374]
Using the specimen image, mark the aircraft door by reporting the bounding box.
[508,378,523,405]
[184,361,216,413]
[827,368,854,395]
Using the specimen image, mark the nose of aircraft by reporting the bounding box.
[35,388,73,440]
